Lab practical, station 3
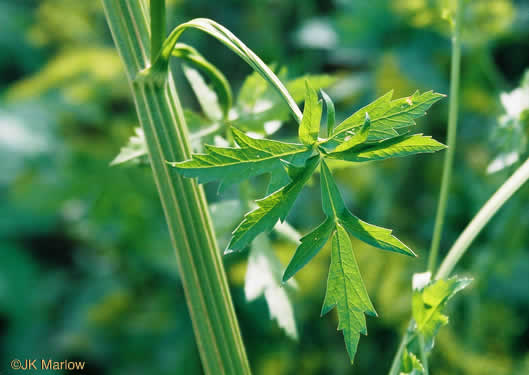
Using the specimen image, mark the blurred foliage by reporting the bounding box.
[1,0,529,374]
[392,0,515,45]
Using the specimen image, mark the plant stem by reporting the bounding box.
[428,0,463,273]
[418,334,429,375]
[153,18,303,122]
[388,322,414,375]
[150,0,165,62]
[102,1,251,374]
[436,156,529,279]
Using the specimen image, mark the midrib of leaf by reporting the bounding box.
[102,1,251,374]
[322,167,340,219]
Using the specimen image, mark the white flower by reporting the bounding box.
[500,87,529,119]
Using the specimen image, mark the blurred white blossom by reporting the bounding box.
[500,87,529,119]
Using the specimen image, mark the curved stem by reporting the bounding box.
[428,0,463,273]
[388,322,415,375]
[172,43,233,117]
[153,18,303,123]
[435,156,529,279]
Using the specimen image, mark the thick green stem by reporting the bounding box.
[428,0,463,273]
[436,157,529,279]
[102,1,251,374]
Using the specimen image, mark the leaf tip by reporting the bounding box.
[281,271,292,284]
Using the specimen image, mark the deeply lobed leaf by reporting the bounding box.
[226,156,320,253]
[321,161,415,256]
[282,161,415,363]
[321,224,376,363]
[170,128,311,186]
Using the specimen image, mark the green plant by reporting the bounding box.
[149,11,447,367]
[102,1,250,374]
[104,0,529,372]
[172,78,446,364]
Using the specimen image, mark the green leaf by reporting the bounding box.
[266,163,291,195]
[333,112,371,153]
[279,161,414,362]
[400,349,425,375]
[110,127,148,166]
[319,160,346,217]
[327,134,446,163]
[282,217,335,282]
[321,224,376,363]
[340,213,415,256]
[183,64,223,121]
[298,81,322,145]
[237,70,270,110]
[321,90,336,137]
[245,234,298,339]
[412,276,472,352]
[226,156,320,253]
[170,128,311,186]
[328,90,445,143]
[321,161,415,256]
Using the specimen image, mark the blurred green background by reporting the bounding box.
[1,0,529,374]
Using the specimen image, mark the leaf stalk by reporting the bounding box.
[436,156,529,279]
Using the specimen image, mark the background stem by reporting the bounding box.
[102,1,251,374]
[418,334,429,375]
[436,157,529,279]
[388,332,409,375]
[428,0,463,273]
